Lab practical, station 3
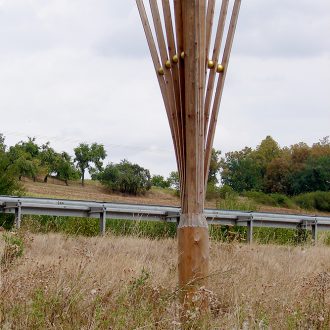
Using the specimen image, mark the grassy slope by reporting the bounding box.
[1,232,329,329]
[21,178,329,215]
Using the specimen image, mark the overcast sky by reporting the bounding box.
[0,0,329,176]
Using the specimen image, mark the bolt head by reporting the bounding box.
[208,60,215,69]
[165,60,171,69]
[158,67,164,75]
[172,54,179,63]
[217,64,224,73]
[180,51,185,59]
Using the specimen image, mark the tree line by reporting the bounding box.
[1,133,329,199]
[0,134,152,195]
[220,135,330,195]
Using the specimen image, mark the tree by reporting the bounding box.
[264,156,291,194]
[74,143,107,186]
[289,156,330,195]
[208,149,221,185]
[38,142,59,182]
[167,171,180,191]
[56,152,80,185]
[0,135,22,195]
[0,134,5,152]
[7,144,40,181]
[220,147,263,192]
[151,175,170,189]
[98,160,151,195]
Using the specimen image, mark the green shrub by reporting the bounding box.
[21,215,177,239]
[244,191,277,206]
[1,233,24,266]
[294,191,330,212]
[206,183,220,200]
[218,185,237,199]
[98,160,151,195]
[0,214,15,230]
[216,196,258,211]
[244,191,294,208]
[22,215,100,236]
[269,193,294,208]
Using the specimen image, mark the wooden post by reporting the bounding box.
[177,0,209,306]
[136,0,241,310]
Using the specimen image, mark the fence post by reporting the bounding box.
[312,220,318,244]
[247,218,253,244]
[99,207,106,236]
[15,202,22,229]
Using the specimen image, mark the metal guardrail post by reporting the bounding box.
[312,219,318,244]
[15,202,22,229]
[237,214,253,244]
[247,219,254,244]
[99,208,106,236]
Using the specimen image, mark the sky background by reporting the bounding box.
[0,0,329,177]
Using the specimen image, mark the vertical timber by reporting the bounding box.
[136,0,241,310]
[178,0,209,305]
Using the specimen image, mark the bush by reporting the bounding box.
[150,175,170,189]
[98,160,151,195]
[294,191,330,212]
[21,215,177,239]
[244,191,294,208]
[244,191,277,206]
[269,193,294,208]
[0,214,15,230]
[219,185,237,199]
[206,183,220,200]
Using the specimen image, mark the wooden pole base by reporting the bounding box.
[178,214,209,308]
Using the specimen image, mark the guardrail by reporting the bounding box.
[1,196,330,243]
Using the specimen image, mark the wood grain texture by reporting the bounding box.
[204,0,241,185]
[162,0,185,200]
[149,0,182,178]
[205,0,216,70]
[137,0,241,311]
[136,0,178,163]
[173,0,186,204]
[178,226,209,303]
[204,0,229,137]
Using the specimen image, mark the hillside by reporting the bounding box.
[19,178,330,216]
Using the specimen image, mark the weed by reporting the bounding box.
[1,232,24,266]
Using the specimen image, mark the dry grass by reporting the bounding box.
[1,232,329,329]
[22,178,330,216]
[22,178,221,209]
[23,178,183,206]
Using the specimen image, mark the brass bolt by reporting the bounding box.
[207,60,215,69]
[165,60,171,69]
[180,51,185,59]
[216,64,224,73]
[172,54,179,63]
[158,67,164,75]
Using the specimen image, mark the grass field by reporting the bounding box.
[1,179,329,328]
[1,231,329,329]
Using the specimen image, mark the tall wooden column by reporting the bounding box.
[178,0,209,301]
[136,0,241,307]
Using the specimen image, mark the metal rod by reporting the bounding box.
[312,221,318,244]
[15,203,22,229]
[247,220,253,244]
[100,208,106,236]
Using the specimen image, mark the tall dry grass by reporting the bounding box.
[1,232,330,329]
